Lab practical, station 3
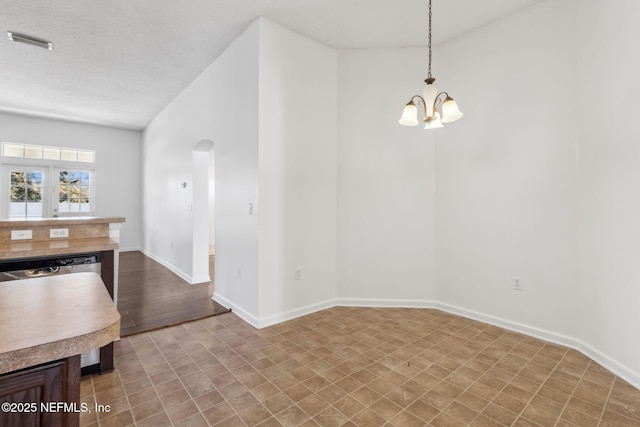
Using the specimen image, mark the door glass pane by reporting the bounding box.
[27,172,43,187]
[10,172,25,201]
[9,170,43,218]
[58,171,91,215]
[79,186,90,212]
[58,172,68,213]
[59,185,69,200]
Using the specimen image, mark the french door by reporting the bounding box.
[2,165,94,219]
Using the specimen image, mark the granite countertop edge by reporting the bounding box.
[0,320,120,375]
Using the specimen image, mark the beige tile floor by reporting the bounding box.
[81,307,640,426]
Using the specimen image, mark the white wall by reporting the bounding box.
[257,20,338,325]
[435,0,580,336]
[577,0,640,385]
[330,0,640,388]
[0,112,142,250]
[432,0,640,386]
[143,21,260,319]
[337,49,436,304]
[143,19,338,327]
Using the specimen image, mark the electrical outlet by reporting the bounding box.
[294,269,302,280]
[10,230,32,240]
[49,228,69,238]
[512,276,522,291]
[237,268,242,279]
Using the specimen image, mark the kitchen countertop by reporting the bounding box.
[0,272,120,375]
[0,237,119,260]
[0,216,124,259]
[0,217,125,228]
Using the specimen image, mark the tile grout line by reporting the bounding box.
[173,322,242,425]
[514,342,567,426]
[418,320,503,425]
[596,363,616,427]
[86,307,640,427]
[191,318,260,424]
[457,325,525,426]
[550,365,577,427]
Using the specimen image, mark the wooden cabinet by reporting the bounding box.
[99,249,115,373]
[0,355,80,427]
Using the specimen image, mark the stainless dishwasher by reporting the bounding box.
[0,252,102,374]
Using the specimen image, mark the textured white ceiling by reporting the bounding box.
[0,0,541,131]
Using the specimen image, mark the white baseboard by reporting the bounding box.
[580,340,640,390]
[212,293,335,329]
[433,301,640,391]
[335,298,435,309]
[258,299,336,329]
[191,275,211,285]
[433,301,579,349]
[139,249,194,284]
[212,292,259,328]
[216,295,639,390]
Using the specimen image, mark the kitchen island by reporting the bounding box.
[0,217,124,261]
[0,216,124,374]
[0,272,120,427]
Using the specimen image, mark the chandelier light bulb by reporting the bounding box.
[398,101,419,126]
[424,112,443,129]
[441,97,463,123]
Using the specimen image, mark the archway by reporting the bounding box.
[192,139,215,286]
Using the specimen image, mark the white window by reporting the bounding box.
[1,143,96,219]
[2,142,95,163]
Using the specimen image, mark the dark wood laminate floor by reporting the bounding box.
[117,251,230,337]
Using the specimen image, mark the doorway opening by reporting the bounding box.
[115,138,228,337]
[192,139,215,293]
[117,251,229,336]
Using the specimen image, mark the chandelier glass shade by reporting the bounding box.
[399,0,463,129]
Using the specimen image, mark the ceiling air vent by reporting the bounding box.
[7,32,53,50]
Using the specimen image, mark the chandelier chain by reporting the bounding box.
[427,0,432,79]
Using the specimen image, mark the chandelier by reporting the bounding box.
[399,0,463,129]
